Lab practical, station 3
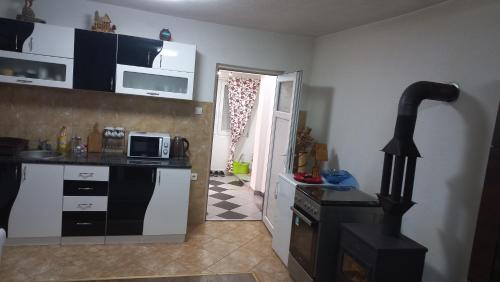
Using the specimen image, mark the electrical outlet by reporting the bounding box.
[194,106,203,115]
[191,173,198,181]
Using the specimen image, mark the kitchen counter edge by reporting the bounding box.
[0,153,192,169]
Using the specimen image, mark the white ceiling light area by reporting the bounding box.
[89,0,447,36]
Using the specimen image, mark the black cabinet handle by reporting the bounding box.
[76,222,92,226]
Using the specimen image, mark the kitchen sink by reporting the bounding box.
[17,150,63,160]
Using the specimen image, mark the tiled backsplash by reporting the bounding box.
[0,84,213,225]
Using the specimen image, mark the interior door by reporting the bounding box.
[263,71,303,235]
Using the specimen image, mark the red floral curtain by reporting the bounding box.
[226,77,260,172]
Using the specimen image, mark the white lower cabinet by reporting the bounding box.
[143,168,191,236]
[7,164,191,245]
[272,174,298,266]
[8,164,64,240]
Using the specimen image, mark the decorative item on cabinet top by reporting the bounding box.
[160,28,172,41]
[16,0,46,23]
[91,11,116,33]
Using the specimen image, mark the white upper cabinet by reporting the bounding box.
[22,23,74,58]
[0,50,74,89]
[115,64,194,100]
[116,36,196,100]
[159,41,196,73]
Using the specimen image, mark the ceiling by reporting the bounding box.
[89,0,447,37]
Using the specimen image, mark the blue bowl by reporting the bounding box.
[322,169,351,184]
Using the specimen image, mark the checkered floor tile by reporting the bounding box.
[206,175,263,221]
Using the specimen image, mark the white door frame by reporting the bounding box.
[262,71,303,234]
[204,64,283,221]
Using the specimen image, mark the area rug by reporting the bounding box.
[68,273,258,282]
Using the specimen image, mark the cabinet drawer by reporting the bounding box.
[63,196,108,212]
[64,180,108,196]
[62,211,106,237]
[64,165,109,181]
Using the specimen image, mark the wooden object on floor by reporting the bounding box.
[468,103,500,282]
[87,123,102,153]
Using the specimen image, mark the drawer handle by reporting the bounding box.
[16,79,33,84]
[76,222,92,226]
[147,92,160,96]
[77,187,94,191]
[78,172,94,178]
[77,203,93,210]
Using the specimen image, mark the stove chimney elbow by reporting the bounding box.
[398,81,460,116]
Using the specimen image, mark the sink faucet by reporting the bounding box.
[38,139,52,151]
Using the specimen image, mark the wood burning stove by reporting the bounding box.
[288,185,381,282]
[337,224,427,282]
[336,81,460,282]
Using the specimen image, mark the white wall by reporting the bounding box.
[251,75,277,193]
[0,0,313,102]
[310,1,500,281]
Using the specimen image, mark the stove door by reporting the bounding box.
[289,206,320,278]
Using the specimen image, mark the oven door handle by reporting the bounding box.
[291,206,317,226]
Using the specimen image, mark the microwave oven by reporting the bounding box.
[127,131,171,159]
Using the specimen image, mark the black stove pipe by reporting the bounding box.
[378,81,459,236]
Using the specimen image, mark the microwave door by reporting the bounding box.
[129,136,161,158]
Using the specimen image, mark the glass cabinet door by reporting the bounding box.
[0,50,73,89]
[123,71,188,95]
[116,64,194,100]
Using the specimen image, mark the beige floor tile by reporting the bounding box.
[207,247,267,273]
[0,221,287,281]
[253,270,294,282]
[175,248,221,270]
[197,238,241,260]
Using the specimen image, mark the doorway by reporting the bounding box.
[207,68,277,220]
[206,65,303,224]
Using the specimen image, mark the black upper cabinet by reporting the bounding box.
[0,163,22,235]
[73,29,117,92]
[107,166,156,236]
[0,18,34,52]
[117,34,162,68]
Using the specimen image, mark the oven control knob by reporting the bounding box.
[163,149,168,154]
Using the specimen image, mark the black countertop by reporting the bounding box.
[0,152,192,169]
